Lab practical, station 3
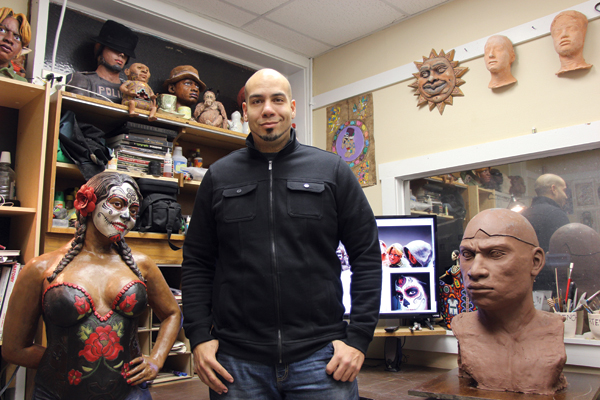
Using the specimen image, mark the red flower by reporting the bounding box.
[68,369,82,385]
[78,325,124,363]
[119,294,137,314]
[74,184,97,217]
[121,362,130,379]
[74,295,90,315]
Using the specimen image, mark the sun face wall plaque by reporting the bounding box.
[326,93,377,187]
[408,49,469,115]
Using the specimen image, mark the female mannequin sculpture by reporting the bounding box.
[2,172,181,400]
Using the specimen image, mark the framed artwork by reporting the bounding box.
[326,93,377,187]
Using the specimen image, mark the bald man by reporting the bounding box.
[182,69,381,399]
[452,209,567,395]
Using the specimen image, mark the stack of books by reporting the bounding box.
[106,122,176,174]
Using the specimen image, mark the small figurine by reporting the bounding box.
[194,90,228,129]
[551,10,592,76]
[120,63,157,121]
[163,65,206,110]
[229,111,243,132]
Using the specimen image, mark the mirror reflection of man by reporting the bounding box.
[521,174,569,292]
[66,20,138,102]
[452,209,567,395]
[484,35,517,89]
[550,10,592,75]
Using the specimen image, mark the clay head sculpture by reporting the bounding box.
[484,35,517,89]
[452,208,567,394]
[550,10,592,75]
[164,65,206,109]
[0,7,31,70]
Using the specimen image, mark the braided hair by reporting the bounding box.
[47,172,145,283]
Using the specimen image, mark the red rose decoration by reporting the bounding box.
[74,184,97,217]
[78,325,124,363]
[119,294,137,314]
[121,362,130,379]
[68,369,82,385]
[74,295,90,315]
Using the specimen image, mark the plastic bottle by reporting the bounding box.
[54,191,65,210]
[172,146,187,175]
[163,149,173,178]
[191,148,203,168]
[0,151,16,201]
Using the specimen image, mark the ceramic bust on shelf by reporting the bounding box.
[120,63,157,121]
[163,65,206,110]
[551,10,592,76]
[194,90,228,129]
[484,35,517,89]
[452,208,567,395]
[0,7,31,82]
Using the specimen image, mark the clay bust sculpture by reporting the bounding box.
[121,63,157,121]
[551,10,592,76]
[452,208,567,395]
[484,35,517,89]
[1,172,181,400]
[408,49,468,115]
[194,90,228,129]
[163,65,206,110]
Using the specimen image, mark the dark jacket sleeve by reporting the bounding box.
[181,170,219,350]
[334,158,382,354]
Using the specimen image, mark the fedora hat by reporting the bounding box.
[163,65,207,92]
[93,20,138,58]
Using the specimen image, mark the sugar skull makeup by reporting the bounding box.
[92,183,139,242]
[394,276,428,311]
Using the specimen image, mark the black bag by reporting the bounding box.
[136,193,183,251]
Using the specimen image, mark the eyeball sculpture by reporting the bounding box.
[394,276,428,311]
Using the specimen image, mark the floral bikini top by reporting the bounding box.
[37,281,148,400]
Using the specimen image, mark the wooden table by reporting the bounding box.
[408,368,600,400]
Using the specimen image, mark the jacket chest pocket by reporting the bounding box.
[222,183,257,222]
[287,181,324,219]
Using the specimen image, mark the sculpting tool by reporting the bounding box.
[547,298,558,312]
[565,263,574,301]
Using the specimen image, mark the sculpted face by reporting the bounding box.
[551,15,586,57]
[0,17,23,68]
[459,209,543,311]
[169,79,200,107]
[417,56,456,103]
[484,36,514,73]
[99,46,127,72]
[92,183,139,243]
[203,91,215,106]
[126,63,150,82]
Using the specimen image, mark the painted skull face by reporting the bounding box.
[92,183,140,242]
[395,276,428,311]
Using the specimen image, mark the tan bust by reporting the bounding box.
[452,208,567,394]
[551,10,592,75]
[484,35,517,89]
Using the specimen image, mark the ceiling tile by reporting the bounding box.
[265,0,406,46]
[164,0,257,27]
[223,0,290,16]
[244,18,331,58]
[382,0,449,14]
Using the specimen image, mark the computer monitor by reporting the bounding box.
[339,215,440,320]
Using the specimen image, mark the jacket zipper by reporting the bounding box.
[269,160,283,363]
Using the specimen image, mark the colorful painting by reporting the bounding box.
[326,93,377,187]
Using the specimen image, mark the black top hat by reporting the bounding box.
[93,20,138,58]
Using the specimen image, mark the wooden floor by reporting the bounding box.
[148,361,447,400]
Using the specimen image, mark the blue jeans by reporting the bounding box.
[211,343,359,400]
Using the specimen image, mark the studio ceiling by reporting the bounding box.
[162,0,451,58]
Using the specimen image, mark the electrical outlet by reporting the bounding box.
[41,69,68,90]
